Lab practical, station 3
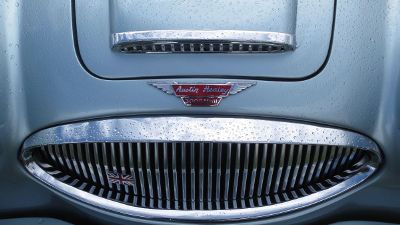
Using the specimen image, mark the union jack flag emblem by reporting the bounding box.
[106,171,134,186]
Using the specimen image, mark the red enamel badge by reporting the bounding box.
[149,81,256,106]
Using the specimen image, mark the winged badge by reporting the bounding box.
[149,81,256,106]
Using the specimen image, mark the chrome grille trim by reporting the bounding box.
[112,30,295,53]
[21,117,381,221]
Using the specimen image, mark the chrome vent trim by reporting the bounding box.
[111,30,295,53]
[21,117,381,221]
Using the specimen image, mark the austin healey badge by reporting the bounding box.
[149,81,256,106]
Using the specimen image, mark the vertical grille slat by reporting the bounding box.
[47,145,57,164]
[127,143,138,195]
[274,144,286,194]
[154,143,162,201]
[323,146,337,178]
[61,144,73,172]
[54,145,66,169]
[136,143,146,197]
[181,142,187,210]
[68,144,81,178]
[118,143,129,194]
[257,144,268,197]
[172,142,179,208]
[110,143,120,192]
[145,143,154,199]
[162,143,171,204]
[199,143,205,209]
[240,143,250,199]
[314,145,328,182]
[232,143,241,199]
[85,143,97,184]
[223,143,231,202]
[248,143,259,197]
[298,145,312,187]
[92,143,105,186]
[100,143,112,190]
[281,144,294,191]
[338,147,351,171]
[306,145,320,184]
[207,143,213,209]
[330,147,344,177]
[265,144,277,194]
[190,143,196,208]
[215,143,222,206]
[77,144,89,181]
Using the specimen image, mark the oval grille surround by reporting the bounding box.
[21,117,381,221]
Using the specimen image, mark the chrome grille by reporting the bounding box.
[21,117,381,221]
[34,142,367,210]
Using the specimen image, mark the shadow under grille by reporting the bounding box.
[33,142,368,210]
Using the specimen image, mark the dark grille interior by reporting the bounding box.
[33,142,369,210]
[117,42,289,53]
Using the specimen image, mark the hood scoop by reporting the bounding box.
[74,0,335,79]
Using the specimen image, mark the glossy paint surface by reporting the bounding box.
[0,0,400,224]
